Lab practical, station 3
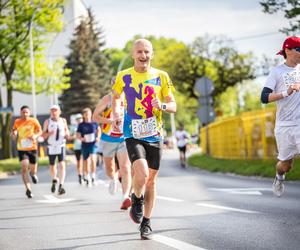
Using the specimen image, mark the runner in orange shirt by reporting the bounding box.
[12,105,42,198]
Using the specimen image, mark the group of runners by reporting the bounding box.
[11,38,177,240]
[11,35,300,239]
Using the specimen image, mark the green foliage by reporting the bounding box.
[0,0,65,159]
[0,157,48,173]
[260,0,300,34]
[188,153,300,180]
[60,9,112,119]
[11,54,70,94]
[104,48,132,75]
[217,80,264,117]
[105,34,256,130]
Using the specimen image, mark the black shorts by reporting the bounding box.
[178,145,186,153]
[48,147,65,165]
[125,138,163,170]
[74,150,81,161]
[18,150,37,164]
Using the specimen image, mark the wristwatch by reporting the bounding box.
[161,103,167,111]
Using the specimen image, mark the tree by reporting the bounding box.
[60,9,112,119]
[260,0,300,34]
[0,0,65,159]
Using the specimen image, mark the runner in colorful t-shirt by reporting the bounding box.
[112,39,177,239]
[11,105,42,198]
[93,91,132,210]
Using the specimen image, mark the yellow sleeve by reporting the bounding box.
[161,71,175,97]
[34,119,42,132]
[112,72,125,96]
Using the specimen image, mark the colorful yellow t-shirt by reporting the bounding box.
[112,67,175,142]
[12,117,41,151]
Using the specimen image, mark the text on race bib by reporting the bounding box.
[132,116,158,139]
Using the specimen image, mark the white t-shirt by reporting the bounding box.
[47,118,66,146]
[264,63,300,127]
[175,130,189,147]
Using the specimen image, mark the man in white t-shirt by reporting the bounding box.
[260,36,300,197]
[175,123,190,168]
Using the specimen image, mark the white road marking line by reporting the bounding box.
[196,203,259,214]
[208,187,272,196]
[157,195,184,202]
[152,234,207,250]
[36,194,75,204]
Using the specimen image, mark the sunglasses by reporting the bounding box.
[293,47,300,53]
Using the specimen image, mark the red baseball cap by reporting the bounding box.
[277,36,300,55]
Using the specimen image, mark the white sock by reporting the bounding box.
[276,173,285,180]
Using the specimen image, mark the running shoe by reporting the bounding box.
[86,178,92,188]
[272,175,285,197]
[129,193,144,224]
[51,179,58,193]
[139,220,152,240]
[78,175,83,185]
[58,184,66,195]
[120,197,132,210]
[26,189,33,198]
[30,174,39,184]
[108,179,118,195]
[92,178,98,186]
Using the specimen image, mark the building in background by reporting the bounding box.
[0,0,88,117]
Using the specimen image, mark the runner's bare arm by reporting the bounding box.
[151,93,176,113]
[266,84,300,103]
[63,118,71,140]
[76,132,84,142]
[92,95,112,124]
[111,90,122,132]
[11,127,17,141]
[96,126,101,142]
[42,119,54,139]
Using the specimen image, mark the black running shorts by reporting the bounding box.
[18,150,37,164]
[125,138,163,170]
[48,147,65,165]
[178,145,186,153]
[74,149,81,161]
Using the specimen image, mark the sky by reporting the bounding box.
[83,0,289,59]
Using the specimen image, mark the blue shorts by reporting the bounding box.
[81,144,97,160]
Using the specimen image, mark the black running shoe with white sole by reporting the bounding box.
[30,174,38,184]
[129,193,144,224]
[26,189,33,198]
[58,184,66,195]
[139,220,152,240]
[51,179,58,193]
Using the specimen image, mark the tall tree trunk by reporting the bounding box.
[1,112,12,159]
[1,85,13,159]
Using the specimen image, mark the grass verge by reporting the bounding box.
[0,157,49,173]
[188,153,300,181]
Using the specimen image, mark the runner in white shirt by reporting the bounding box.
[260,36,300,197]
[42,105,70,195]
[175,123,190,168]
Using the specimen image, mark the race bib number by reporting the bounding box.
[84,133,95,143]
[21,138,33,148]
[132,116,158,139]
[48,145,62,155]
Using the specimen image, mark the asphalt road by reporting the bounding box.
[0,148,300,250]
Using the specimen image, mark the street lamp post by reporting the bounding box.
[29,8,37,118]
